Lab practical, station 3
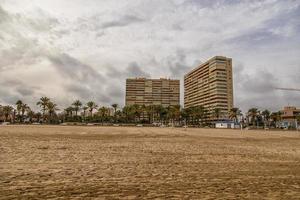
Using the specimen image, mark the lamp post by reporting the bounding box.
[296,113,299,132]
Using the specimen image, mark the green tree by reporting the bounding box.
[72,100,82,116]
[248,108,259,127]
[2,105,13,122]
[261,109,271,127]
[86,101,98,117]
[27,109,35,123]
[21,103,30,122]
[229,107,242,123]
[0,105,3,121]
[122,105,134,123]
[82,106,88,122]
[213,108,222,120]
[15,100,23,121]
[37,97,50,122]
[47,102,59,123]
[171,105,181,125]
[111,104,118,123]
[181,107,192,125]
[35,112,42,123]
[98,106,109,125]
[64,107,74,119]
[132,104,143,122]
[192,106,205,126]
[270,111,282,128]
[145,105,154,123]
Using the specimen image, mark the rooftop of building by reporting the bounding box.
[283,106,300,111]
[126,77,180,81]
[184,55,232,77]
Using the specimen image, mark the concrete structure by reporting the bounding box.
[215,121,235,129]
[184,56,233,119]
[126,78,180,107]
[280,106,300,129]
[281,106,300,119]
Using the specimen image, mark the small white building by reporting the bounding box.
[215,121,235,129]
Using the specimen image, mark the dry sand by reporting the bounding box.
[0,125,300,199]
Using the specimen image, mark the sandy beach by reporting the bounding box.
[0,125,300,199]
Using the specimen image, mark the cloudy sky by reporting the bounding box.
[0,0,299,112]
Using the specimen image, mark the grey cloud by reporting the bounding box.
[0,38,39,69]
[47,53,105,82]
[106,65,124,78]
[96,31,105,38]
[0,80,38,106]
[65,84,93,99]
[0,6,10,23]
[126,62,150,78]
[1,0,300,111]
[16,87,35,96]
[108,86,124,99]
[0,92,20,106]
[97,93,112,105]
[243,71,277,94]
[65,83,113,105]
[168,50,194,78]
[100,15,145,29]
[27,16,59,32]
[172,24,183,31]
[233,63,284,111]
[47,52,115,104]
[0,6,61,71]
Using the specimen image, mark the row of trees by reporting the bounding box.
[0,97,296,127]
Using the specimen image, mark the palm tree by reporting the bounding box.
[229,107,242,123]
[37,97,50,122]
[145,105,154,124]
[296,114,300,128]
[122,105,134,123]
[27,109,35,123]
[15,100,23,122]
[0,105,3,120]
[72,100,82,116]
[82,106,88,117]
[86,101,98,117]
[248,108,259,127]
[111,104,118,123]
[192,106,205,126]
[47,102,59,123]
[98,106,109,125]
[167,105,181,126]
[261,109,270,128]
[270,111,282,128]
[158,105,167,124]
[12,109,17,123]
[213,108,222,120]
[35,112,42,123]
[132,104,143,122]
[64,106,74,119]
[181,107,192,125]
[21,104,30,122]
[2,105,13,122]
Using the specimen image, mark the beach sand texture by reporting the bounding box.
[0,125,300,199]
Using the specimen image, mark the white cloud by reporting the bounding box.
[0,0,300,112]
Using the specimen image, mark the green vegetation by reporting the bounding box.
[0,98,297,129]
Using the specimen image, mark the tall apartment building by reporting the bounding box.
[126,78,180,107]
[184,56,233,119]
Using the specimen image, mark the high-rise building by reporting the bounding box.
[126,78,180,107]
[184,56,233,119]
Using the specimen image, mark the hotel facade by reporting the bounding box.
[126,78,180,107]
[184,56,233,119]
